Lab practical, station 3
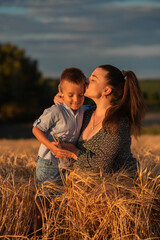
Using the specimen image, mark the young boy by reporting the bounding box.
[32,67,86,185]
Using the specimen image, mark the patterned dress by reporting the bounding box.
[76,107,137,174]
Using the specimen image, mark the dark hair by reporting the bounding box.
[60,67,86,85]
[99,64,146,136]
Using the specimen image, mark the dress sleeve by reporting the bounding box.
[76,119,130,173]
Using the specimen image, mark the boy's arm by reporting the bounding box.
[32,126,59,155]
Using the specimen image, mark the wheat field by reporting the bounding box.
[0,136,160,239]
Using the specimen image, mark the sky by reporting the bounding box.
[0,0,160,79]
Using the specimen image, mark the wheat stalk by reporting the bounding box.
[0,138,160,239]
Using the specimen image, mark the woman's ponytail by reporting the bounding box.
[99,65,146,136]
[121,70,146,135]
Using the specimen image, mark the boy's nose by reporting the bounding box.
[73,96,78,102]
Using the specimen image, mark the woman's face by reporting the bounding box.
[85,67,108,99]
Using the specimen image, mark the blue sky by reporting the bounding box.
[0,0,160,79]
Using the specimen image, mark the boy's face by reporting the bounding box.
[60,80,85,112]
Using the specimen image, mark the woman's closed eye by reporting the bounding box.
[89,77,95,82]
[90,79,95,83]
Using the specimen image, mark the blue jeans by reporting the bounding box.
[36,156,61,185]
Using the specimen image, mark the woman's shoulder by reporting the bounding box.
[112,116,131,140]
[102,116,130,139]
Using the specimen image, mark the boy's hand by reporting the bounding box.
[54,92,64,104]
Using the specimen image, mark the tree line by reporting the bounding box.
[0,43,59,122]
[0,43,159,122]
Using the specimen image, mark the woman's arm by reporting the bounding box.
[54,92,64,104]
[54,128,125,171]
[54,113,131,173]
[76,121,130,172]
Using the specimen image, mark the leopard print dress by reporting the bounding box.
[76,107,137,174]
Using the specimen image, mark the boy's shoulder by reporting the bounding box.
[84,105,96,112]
[43,103,61,113]
[39,103,65,119]
[77,105,92,114]
[43,103,91,113]
[83,105,91,111]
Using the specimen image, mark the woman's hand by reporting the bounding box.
[49,141,61,155]
[54,92,64,104]
[55,149,78,160]
[49,141,76,159]
[54,142,80,160]
[60,142,78,152]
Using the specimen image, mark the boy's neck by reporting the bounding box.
[72,109,77,114]
[63,103,78,115]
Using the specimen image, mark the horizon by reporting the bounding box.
[0,0,160,79]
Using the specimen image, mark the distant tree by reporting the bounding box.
[152,92,160,101]
[0,42,52,121]
[143,92,148,100]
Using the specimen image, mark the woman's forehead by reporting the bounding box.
[91,68,108,79]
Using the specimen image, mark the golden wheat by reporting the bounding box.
[0,136,160,239]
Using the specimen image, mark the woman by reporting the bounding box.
[53,64,145,175]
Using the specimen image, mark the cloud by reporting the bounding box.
[0,0,160,78]
[101,45,160,57]
[36,16,90,25]
[0,32,87,42]
[0,6,26,15]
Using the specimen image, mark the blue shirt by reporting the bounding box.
[33,103,86,164]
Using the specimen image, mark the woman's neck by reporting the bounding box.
[93,97,111,117]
